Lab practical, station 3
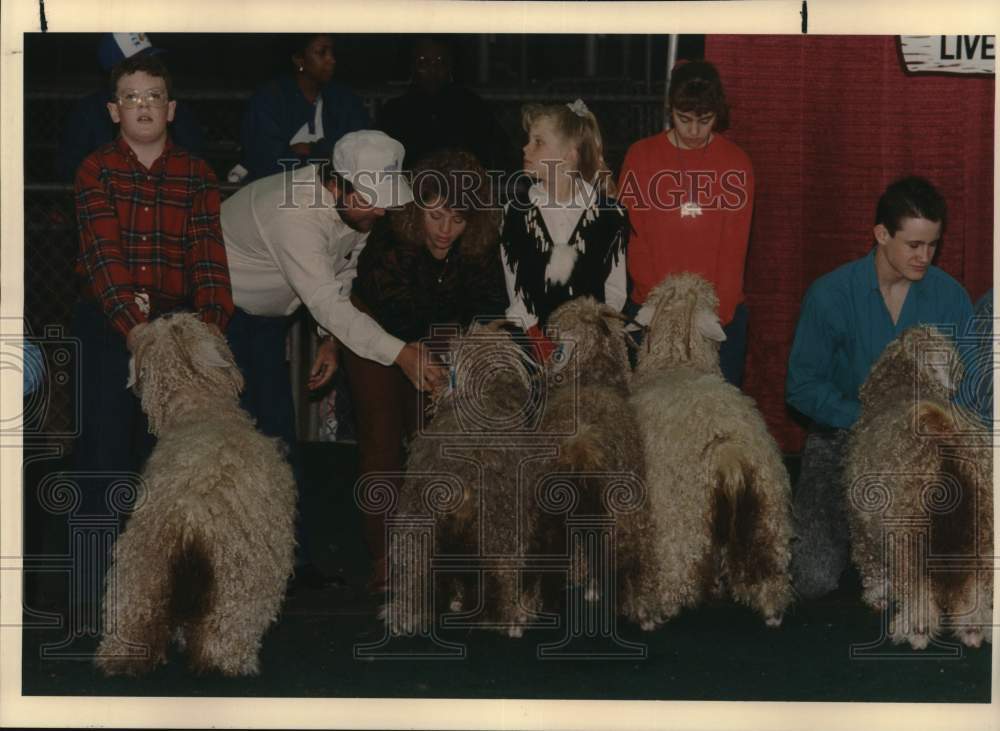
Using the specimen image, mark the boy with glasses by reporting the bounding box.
[72,53,233,555]
[56,33,205,182]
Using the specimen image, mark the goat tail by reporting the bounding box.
[166,526,215,627]
[555,422,607,516]
[918,403,980,599]
[710,442,758,553]
[556,422,606,474]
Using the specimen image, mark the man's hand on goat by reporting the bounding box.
[308,336,340,391]
[395,342,447,392]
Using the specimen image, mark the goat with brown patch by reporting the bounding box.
[844,325,993,650]
[630,273,794,628]
[96,313,296,676]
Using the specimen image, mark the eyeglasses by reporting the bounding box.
[415,55,447,67]
[116,88,169,109]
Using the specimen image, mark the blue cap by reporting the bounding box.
[97,33,164,72]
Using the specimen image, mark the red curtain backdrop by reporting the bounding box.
[704,35,995,453]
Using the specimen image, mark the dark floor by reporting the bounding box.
[19,443,993,701]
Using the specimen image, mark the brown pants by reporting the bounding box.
[343,345,420,584]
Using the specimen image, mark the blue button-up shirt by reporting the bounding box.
[786,249,973,429]
[956,289,993,427]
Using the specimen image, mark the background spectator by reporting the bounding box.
[234,33,369,183]
[379,36,517,175]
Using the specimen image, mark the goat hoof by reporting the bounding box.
[958,629,984,649]
[640,620,656,632]
[908,633,930,650]
[507,626,524,639]
[862,587,887,611]
[449,598,463,612]
[764,614,783,628]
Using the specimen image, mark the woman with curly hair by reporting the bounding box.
[344,148,507,594]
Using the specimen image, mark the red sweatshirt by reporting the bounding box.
[618,131,754,324]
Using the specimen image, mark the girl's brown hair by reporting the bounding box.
[667,60,730,132]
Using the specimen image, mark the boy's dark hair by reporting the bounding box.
[875,176,947,236]
[109,53,173,100]
[667,60,730,132]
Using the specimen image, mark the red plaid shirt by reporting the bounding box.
[74,137,234,339]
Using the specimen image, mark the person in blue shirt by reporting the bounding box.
[234,34,369,184]
[786,176,974,599]
[56,33,204,183]
[956,289,993,429]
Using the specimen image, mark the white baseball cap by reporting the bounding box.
[332,131,413,209]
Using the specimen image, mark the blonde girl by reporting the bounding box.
[500,99,628,357]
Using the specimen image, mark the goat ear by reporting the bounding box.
[695,309,727,342]
[193,333,245,395]
[192,337,233,370]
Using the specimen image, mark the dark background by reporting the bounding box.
[24,32,703,91]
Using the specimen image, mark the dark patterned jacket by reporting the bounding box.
[353,218,508,344]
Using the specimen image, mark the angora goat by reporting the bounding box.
[631,273,793,628]
[527,297,659,628]
[96,313,296,676]
[387,321,541,638]
[845,324,993,650]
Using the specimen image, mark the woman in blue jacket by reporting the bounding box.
[238,34,369,183]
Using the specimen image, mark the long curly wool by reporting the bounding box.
[630,273,793,628]
[633,272,723,380]
[96,313,296,677]
[388,322,543,637]
[526,297,659,628]
[845,325,993,650]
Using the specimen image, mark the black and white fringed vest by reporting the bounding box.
[500,185,629,327]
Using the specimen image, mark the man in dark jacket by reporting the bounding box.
[379,37,516,175]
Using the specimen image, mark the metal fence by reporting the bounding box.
[22,88,664,443]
